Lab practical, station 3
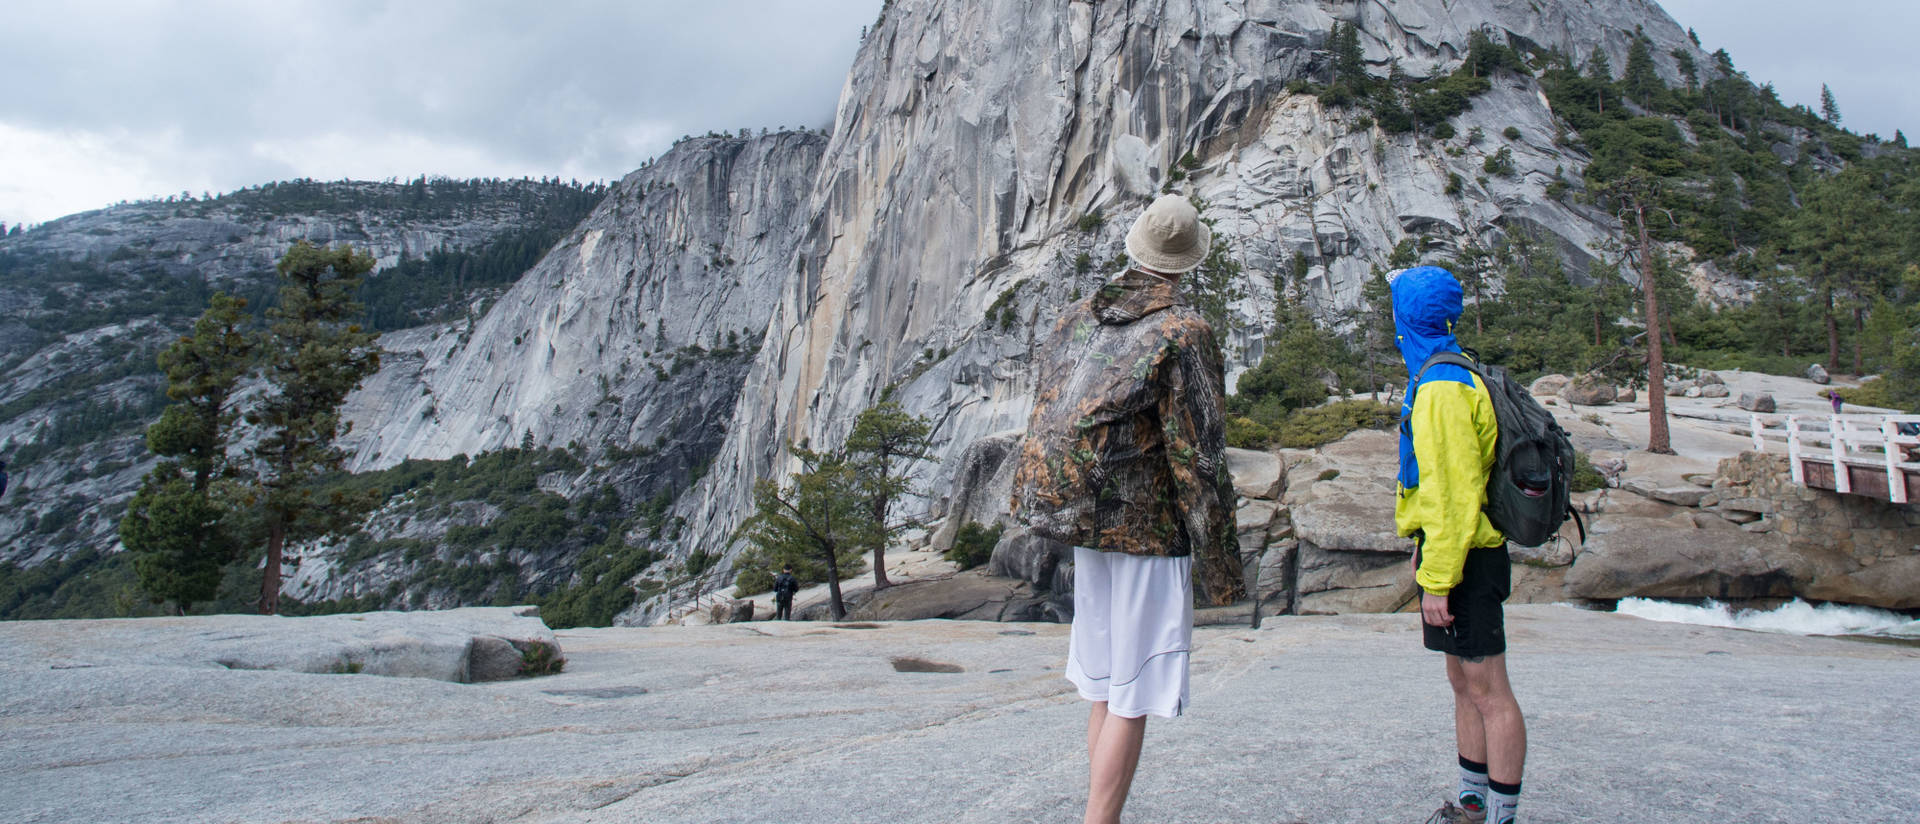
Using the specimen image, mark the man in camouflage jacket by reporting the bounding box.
[1010,194,1243,824]
[1010,268,1242,596]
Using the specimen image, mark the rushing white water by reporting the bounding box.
[1615,597,1920,638]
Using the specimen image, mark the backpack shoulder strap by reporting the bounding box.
[1416,351,1481,383]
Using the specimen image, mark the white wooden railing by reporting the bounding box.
[1750,413,1920,503]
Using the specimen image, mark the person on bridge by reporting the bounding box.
[1011,194,1238,824]
[1391,266,1528,824]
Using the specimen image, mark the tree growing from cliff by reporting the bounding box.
[245,241,384,614]
[740,446,873,619]
[1602,174,1676,455]
[844,401,935,589]
[121,293,256,614]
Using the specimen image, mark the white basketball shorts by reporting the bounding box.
[1064,546,1194,719]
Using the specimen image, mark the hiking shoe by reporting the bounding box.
[1424,801,1484,824]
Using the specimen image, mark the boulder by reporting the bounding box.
[1665,381,1689,397]
[1684,386,1703,398]
[1695,371,1726,386]
[466,636,527,682]
[1806,363,1831,385]
[1558,374,1617,406]
[1565,523,1793,600]
[1615,385,1637,403]
[1226,447,1285,500]
[844,569,1055,622]
[987,528,1071,591]
[1294,543,1419,614]
[1529,374,1571,396]
[1698,384,1729,398]
[12,606,561,683]
[1645,486,1709,507]
[1236,499,1280,538]
[929,431,1023,551]
[1737,392,1776,413]
[1290,493,1404,554]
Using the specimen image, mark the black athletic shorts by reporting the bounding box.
[1422,544,1511,659]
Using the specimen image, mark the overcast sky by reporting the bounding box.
[3,1,1914,228]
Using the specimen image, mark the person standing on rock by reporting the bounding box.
[773,565,799,621]
[1390,266,1528,824]
[1011,194,1242,824]
[0,460,8,499]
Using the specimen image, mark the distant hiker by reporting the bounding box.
[1830,392,1843,415]
[1011,194,1239,824]
[772,566,799,621]
[1391,266,1528,824]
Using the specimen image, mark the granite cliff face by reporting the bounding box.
[642,0,1709,621]
[0,180,597,569]
[337,134,825,470]
[7,0,1796,621]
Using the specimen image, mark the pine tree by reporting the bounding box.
[1820,83,1841,126]
[120,293,256,614]
[1671,48,1697,92]
[740,446,875,619]
[246,242,384,614]
[1621,35,1664,109]
[843,401,935,590]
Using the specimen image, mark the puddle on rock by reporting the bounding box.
[890,656,964,673]
[542,686,650,699]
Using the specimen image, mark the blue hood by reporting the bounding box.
[1391,265,1464,376]
[1391,265,1466,490]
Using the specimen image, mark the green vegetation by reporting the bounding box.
[987,280,1028,332]
[738,403,936,616]
[353,183,601,331]
[738,446,873,619]
[1229,399,1397,450]
[248,242,385,614]
[121,294,255,614]
[945,523,1003,571]
[1308,27,1526,137]
[1571,451,1607,493]
[844,402,936,588]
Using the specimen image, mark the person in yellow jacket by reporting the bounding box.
[1390,266,1526,824]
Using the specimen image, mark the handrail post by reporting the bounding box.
[1885,418,1908,504]
[1831,414,1851,494]
[1787,414,1805,485]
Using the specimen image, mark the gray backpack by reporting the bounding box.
[1411,351,1584,548]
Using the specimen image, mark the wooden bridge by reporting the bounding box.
[1751,413,1920,504]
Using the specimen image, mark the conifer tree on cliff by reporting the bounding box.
[844,401,934,589]
[247,242,383,614]
[741,445,873,620]
[121,293,255,614]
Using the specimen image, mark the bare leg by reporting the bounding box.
[1454,654,1526,784]
[1084,708,1148,824]
[1445,655,1488,764]
[1086,701,1107,760]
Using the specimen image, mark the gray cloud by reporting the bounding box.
[4,0,1914,227]
[1,0,879,224]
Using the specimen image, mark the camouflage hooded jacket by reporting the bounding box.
[1010,270,1238,575]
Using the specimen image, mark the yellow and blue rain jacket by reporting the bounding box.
[1390,266,1505,596]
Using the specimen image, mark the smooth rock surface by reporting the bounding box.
[4,607,1913,823]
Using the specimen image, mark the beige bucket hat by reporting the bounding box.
[1124,194,1211,274]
